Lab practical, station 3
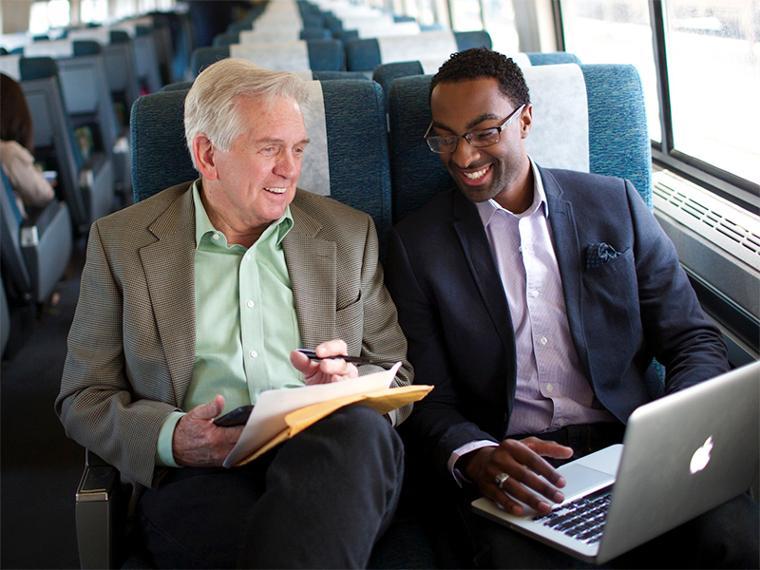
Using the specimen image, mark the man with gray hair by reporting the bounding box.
[57,58,411,568]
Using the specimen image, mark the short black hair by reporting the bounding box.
[430,48,530,107]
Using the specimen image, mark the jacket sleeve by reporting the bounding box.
[384,227,498,474]
[627,180,729,392]
[356,215,414,424]
[55,222,177,488]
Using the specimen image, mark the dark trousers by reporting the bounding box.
[137,405,404,569]
[457,423,759,569]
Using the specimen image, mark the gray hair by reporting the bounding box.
[184,58,310,170]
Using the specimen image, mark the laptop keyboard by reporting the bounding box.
[532,487,612,544]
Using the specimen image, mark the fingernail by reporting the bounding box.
[554,492,564,502]
[538,502,551,513]
[557,476,566,487]
[511,505,523,515]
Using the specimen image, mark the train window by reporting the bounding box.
[664,0,759,186]
[450,0,485,31]
[80,0,108,24]
[560,0,661,142]
[482,0,521,52]
[561,0,759,208]
[28,0,70,34]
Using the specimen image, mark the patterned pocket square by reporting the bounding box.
[585,242,621,269]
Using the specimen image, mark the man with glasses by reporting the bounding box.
[384,48,756,567]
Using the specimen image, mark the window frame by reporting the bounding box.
[554,0,760,214]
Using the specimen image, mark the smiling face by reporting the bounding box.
[194,94,309,241]
[429,77,534,212]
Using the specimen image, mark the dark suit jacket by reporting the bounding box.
[384,166,728,474]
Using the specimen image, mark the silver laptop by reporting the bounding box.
[471,361,760,564]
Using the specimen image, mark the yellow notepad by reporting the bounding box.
[235,384,432,466]
[223,363,432,467]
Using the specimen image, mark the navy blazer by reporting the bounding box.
[384,166,728,473]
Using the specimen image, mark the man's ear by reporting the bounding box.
[192,134,218,180]
[519,104,533,139]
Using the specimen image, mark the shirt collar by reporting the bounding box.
[476,157,549,227]
[192,180,294,250]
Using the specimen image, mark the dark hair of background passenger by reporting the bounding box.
[1,73,34,151]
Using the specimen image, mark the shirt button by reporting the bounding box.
[546,383,554,394]
[539,336,548,346]
[249,350,258,359]
[529,289,539,298]
[246,300,255,309]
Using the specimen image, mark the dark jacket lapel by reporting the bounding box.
[450,191,515,359]
[540,167,592,378]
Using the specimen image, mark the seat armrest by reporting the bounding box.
[21,200,61,242]
[76,451,121,570]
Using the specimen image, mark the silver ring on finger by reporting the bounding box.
[494,472,510,489]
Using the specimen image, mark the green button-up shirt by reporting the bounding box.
[156,181,303,467]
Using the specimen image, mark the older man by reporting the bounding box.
[57,58,411,568]
[384,48,756,568]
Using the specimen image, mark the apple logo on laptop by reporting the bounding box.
[690,436,714,474]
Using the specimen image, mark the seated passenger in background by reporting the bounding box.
[56,58,411,569]
[384,48,757,568]
[0,73,55,219]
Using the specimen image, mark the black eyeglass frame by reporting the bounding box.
[423,104,527,154]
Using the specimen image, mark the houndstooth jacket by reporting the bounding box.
[56,180,412,488]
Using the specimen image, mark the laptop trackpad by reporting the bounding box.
[556,463,614,504]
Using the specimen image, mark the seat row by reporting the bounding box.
[133,61,652,244]
[76,58,652,569]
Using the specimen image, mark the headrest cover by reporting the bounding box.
[378,31,457,68]
[24,39,74,58]
[0,55,22,80]
[523,64,589,173]
[230,42,310,71]
[299,81,330,196]
[68,27,111,45]
[241,29,301,43]
[417,51,532,76]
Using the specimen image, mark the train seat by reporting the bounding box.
[191,38,345,76]
[19,56,115,233]
[346,30,492,73]
[0,168,72,306]
[387,63,652,223]
[54,41,131,202]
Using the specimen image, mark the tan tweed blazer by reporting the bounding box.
[56,181,412,487]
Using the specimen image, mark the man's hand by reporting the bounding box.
[461,437,574,516]
[172,395,244,467]
[289,339,359,385]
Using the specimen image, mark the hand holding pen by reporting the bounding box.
[289,339,361,385]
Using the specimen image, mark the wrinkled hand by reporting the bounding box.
[172,395,244,467]
[289,339,359,385]
[462,437,574,516]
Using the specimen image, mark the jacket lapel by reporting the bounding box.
[138,185,196,405]
[540,168,592,378]
[283,201,336,349]
[451,191,515,357]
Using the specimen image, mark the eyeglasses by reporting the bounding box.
[424,104,526,154]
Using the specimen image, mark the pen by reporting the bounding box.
[297,349,397,366]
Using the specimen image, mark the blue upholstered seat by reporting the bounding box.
[387,64,652,223]
[131,79,392,238]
